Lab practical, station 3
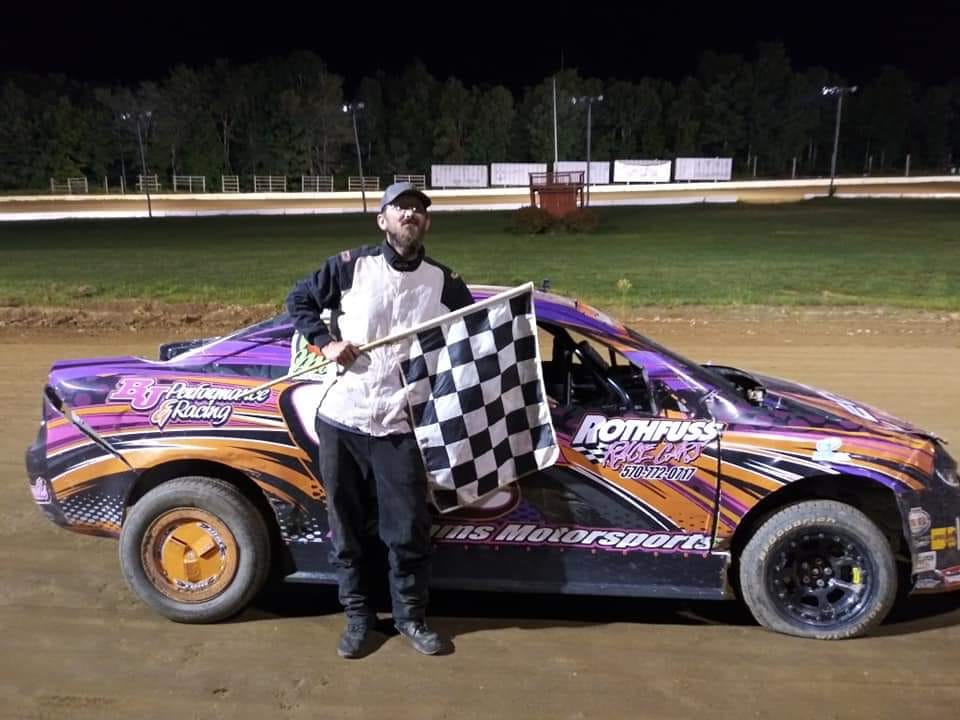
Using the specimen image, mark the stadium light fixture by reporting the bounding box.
[120,110,154,217]
[343,102,367,212]
[822,85,857,196]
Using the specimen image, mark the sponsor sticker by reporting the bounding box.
[571,415,723,481]
[931,526,958,551]
[812,437,852,463]
[939,566,960,586]
[915,551,937,573]
[109,377,271,430]
[909,507,932,537]
[914,577,942,591]
[290,332,337,382]
[30,476,51,504]
[430,521,712,553]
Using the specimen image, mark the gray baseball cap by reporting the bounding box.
[379,181,431,211]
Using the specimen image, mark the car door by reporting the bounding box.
[430,322,727,599]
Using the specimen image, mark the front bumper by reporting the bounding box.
[25,423,69,529]
[902,444,960,593]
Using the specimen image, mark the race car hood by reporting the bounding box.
[753,371,939,441]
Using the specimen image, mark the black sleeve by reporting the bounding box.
[285,256,341,348]
[441,270,474,312]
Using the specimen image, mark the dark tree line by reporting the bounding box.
[1,43,957,190]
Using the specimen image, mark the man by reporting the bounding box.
[286,182,473,658]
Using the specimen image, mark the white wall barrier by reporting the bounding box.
[554,161,610,184]
[613,160,672,183]
[674,157,733,181]
[430,165,488,188]
[490,163,548,187]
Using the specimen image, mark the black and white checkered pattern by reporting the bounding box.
[400,288,559,512]
[62,492,123,528]
[571,441,607,465]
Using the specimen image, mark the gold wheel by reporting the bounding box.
[141,508,239,603]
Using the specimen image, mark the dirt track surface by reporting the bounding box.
[2,309,960,719]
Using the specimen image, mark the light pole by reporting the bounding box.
[571,95,603,206]
[822,85,857,197]
[120,110,153,216]
[342,101,367,212]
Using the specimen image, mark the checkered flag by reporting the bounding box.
[400,283,559,512]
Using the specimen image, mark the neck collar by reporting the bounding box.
[382,239,424,271]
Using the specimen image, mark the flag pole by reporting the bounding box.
[241,282,535,398]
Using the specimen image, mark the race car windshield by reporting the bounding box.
[164,313,296,365]
[623,326,744,399]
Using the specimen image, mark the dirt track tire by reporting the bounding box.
[119,476,270,623]
[739,499,897,640]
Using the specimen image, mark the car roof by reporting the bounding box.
[468,284,626,338]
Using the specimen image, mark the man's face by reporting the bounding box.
[377,194,430,258]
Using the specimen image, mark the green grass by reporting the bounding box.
[1,199,958,311]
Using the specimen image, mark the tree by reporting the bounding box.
[697,51,747,157]
[433,78,473,163]
[744,42,794,173]
[604,80,643,157]
[465,85,514,163]
[384,61,438,174]
[856,66,912,170]
[40,96,87,179]
[95,85,155,180]
[276,52,350,176]
[0,50,952,189]
[916,86,953,170]
[205,59,248,173]
[516,69,605,162]
[667,77,702,155]
[0,81,38,188]
[356,74,388,176]
[152,67,204,178]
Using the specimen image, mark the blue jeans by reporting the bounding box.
[315,416,432,623]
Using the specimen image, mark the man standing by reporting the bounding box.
[286,182,473,658]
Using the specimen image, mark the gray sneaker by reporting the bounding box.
[337,621,374,659]
[394,620,448,655]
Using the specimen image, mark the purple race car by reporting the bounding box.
[25,285,960,639]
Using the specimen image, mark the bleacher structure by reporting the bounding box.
[392,174,426,190]
[301,175,334,192]
[49,177,89,194]
[137,175,161,193]
[348,176,380,192]
[172,175,206,193]
[253,176,287,192]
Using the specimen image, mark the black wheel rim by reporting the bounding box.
[766,527,877,629]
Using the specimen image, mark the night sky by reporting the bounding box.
[4,1,958,92]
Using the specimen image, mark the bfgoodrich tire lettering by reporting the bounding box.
[120,476,270,623]
[739,499,897,640]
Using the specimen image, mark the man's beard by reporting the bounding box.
[387,224,423,258]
